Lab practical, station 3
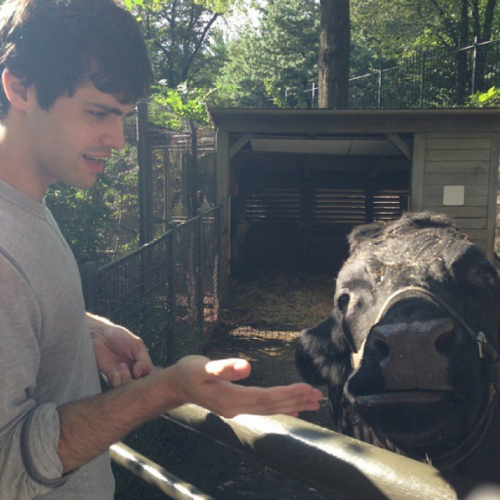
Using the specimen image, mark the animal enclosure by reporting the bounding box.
[210,108,500,304]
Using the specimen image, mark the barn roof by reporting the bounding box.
[208,108,500,135]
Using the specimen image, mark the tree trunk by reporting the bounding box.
[318,0,350,109]
[456,0,469,104]
[472,0,498,93]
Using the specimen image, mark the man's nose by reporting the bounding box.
[102,119,126,151]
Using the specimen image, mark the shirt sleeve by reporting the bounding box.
[0,252,71,499]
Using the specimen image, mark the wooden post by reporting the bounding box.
[486,132,500,263]
[215,131,230,307]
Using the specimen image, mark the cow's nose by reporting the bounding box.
[370,317,456,361]
[366,317,456,390]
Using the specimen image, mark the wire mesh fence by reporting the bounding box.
[284,39,500,109]
[82,206,221,368]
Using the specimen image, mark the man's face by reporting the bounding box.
[24,82,135,195]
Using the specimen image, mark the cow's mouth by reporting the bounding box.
[354,390,453,407]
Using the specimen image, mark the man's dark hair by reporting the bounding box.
[0,0,153,117]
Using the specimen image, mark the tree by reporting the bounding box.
[351,0,500,96]
[318,0,350,108]
[137,1,223,89]
[216,0,319,107]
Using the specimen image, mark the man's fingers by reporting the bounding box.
[132,359,154,379]
[108,363,133,387]
[205,358,251,381]
[209,383,323,418]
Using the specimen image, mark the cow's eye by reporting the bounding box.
[476,264,497,288]
[337,293,350,312]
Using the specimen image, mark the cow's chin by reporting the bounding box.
[347,389,470,452]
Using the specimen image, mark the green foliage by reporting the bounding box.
[149,84,218,129]
[216,0,320,107]
[134,0,226,90]
[46,144,142,266]
[351,0,500,63]
[470,86,500,107]
[46,181,117,266]
[125,0,240,13]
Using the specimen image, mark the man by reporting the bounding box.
[0,0,323,498]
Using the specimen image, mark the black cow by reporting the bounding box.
[296,212,500,483]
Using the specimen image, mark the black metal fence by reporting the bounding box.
[283,39,499,109]
[81,206,221,367]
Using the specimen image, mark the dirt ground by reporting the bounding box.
[115,271,339,500]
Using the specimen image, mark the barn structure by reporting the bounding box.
[209,108,500,303]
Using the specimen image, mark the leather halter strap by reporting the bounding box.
[350,286,491,369]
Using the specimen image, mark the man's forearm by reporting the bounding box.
[57,368,181,474]
[56,355,323,474]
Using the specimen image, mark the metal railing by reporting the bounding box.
[111,403,474,500]
[81,206,221,367]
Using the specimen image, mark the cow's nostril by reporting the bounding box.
[435,328,456,353]
[372,338,390,359]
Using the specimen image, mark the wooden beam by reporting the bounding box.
[216,131,230,307]
[230,134,253,158]
[386,134,412,159]
[411,134,426,212]
[486,132,500,263]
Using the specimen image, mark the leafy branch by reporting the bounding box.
[149,83,220,129]
[469,87,500,107]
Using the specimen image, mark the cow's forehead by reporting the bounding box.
[340,228,476,287]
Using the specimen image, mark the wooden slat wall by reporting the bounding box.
[421,133,492,252]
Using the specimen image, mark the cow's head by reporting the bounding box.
[296,212,500,463]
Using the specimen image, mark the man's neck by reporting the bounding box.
[0,117,47,202]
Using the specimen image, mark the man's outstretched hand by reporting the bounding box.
[165,355,323,418]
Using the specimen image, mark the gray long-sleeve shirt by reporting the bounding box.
[0,181,114,499]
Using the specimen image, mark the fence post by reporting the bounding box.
[81,261,100,313]
[137,100,153,245]
[420,52,426,108]
[197,209,205,341]
[168,221,178,363]
[214,207,220,320]
[311,82,316,108]
[472,36,478,94]
[377,67,383,108]
[163,146,170,231]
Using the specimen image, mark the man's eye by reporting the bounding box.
[88,111,108,120]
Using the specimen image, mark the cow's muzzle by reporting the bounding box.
[349,287,499,391]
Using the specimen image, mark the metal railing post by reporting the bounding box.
[111,443,216,500]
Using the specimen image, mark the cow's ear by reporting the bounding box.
[295,316,350,386]
[347,222,384,254]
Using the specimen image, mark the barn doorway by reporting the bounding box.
[230,135,411,279]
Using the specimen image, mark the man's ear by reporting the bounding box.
[2,69,30,111]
